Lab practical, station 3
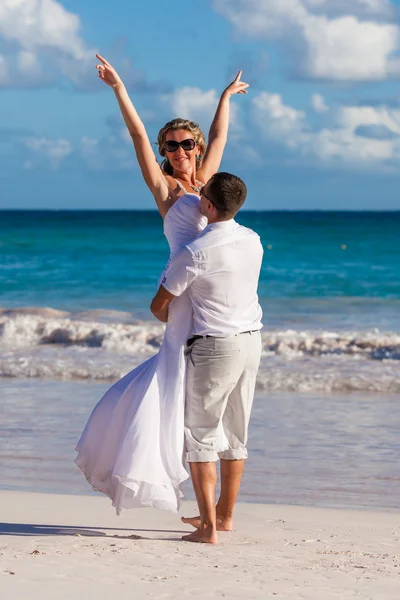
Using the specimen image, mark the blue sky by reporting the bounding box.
[1,0,400,210]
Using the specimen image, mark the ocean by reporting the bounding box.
[1,210,399,509]
[1,210,399,393]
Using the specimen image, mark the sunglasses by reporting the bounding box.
[165,138,196,153]
[201,188,219,209]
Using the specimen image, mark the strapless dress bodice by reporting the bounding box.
[163,194,208,257]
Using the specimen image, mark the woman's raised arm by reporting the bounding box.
[96,55,171,217]
[197,71,249,184]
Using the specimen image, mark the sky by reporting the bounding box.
[1,0,400,210]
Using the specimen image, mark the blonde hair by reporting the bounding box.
[157,118,206,175]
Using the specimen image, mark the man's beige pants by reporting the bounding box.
[184,331,262,463]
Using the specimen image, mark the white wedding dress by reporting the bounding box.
[75,193,207,514]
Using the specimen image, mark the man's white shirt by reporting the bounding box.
[162,220,263,337]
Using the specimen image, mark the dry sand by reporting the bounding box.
[0,491,399,599]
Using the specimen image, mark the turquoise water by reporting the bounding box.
[1,212,398,507]
[1,210,399,391]
[1,210,399,329]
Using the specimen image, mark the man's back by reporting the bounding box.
[167,219,263,337]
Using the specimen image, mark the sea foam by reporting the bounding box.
[0,308,399,392]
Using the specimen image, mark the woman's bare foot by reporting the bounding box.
[181,515,233,532]
[182,527,218,544]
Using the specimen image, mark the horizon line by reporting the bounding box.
[1,208,399,213]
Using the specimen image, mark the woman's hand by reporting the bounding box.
[223,71,249,98]
[96,54,123,89]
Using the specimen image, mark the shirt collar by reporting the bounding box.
[205,219,237,232]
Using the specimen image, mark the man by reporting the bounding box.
[151,172,263,544]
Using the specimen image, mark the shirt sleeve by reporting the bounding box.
[161,248,199,297]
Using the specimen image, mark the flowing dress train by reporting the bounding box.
[75,194,207,514]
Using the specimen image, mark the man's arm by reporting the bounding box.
[150,247,198,323]
[150,285,176,323]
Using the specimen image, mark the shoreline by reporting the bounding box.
[1,490,399,599]
[1,486,399,515]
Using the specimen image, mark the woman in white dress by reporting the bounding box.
[75,54,249,514]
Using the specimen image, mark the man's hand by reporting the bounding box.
[150,285,176,323]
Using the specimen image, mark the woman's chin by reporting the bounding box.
[172,159,192,173]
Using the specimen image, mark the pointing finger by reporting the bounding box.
[96,54,111,67]
[234,70,243,83]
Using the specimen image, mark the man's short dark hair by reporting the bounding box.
[206,172,247,219]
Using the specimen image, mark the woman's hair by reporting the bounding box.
[157,118,206,175]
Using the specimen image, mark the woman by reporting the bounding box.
[75,54,249,514]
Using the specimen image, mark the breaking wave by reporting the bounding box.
[0,308,399,392]
[1,308,399,359]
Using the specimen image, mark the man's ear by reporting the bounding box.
[209,201,217,216]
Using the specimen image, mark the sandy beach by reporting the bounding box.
[0,491,398,599]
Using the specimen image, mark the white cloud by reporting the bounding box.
[253,92,306,149]
[337,105,400,135]
[161,86,242,139]
[252,89,400,166]
[162,87,220,124]
[315,123,396,162]
[0,55,10,85]
[311,93,329,113]
[80,133,135,172]
[0,0,86,59]
[301,0,392,18]
[24,137,72,167]
[213,0,400,81]
[304,15,398,81]
[0,0,94,88]
[17,51,41,75]
[0,2,168,92]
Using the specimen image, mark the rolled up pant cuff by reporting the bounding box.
[186,450,219,463]
[186,448,249,462]
[218,448,248,460]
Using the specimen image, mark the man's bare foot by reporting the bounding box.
[182,527,218,544]
[181,515,233,532]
